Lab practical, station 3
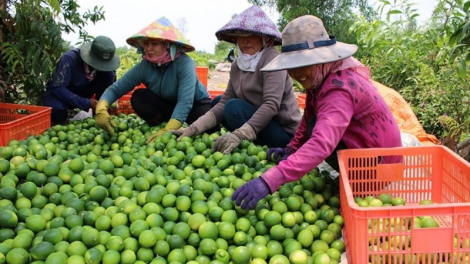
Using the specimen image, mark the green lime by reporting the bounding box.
[31,241,55,260]
[84,247,103,264]
[0,210,18,228]
[6,248,29,264]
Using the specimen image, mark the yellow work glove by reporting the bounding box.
[95,100,116,136]
[146,118,183,144]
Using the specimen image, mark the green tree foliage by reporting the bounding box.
[214,41,235,64]
[350,0,470,159]
[187,51,217,69]
[0,0,106,105]
[115,47,141,79]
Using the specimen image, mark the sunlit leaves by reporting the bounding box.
[1,0,106,105]
[350,0,470,148]
[1,43,24,74]
[46,0,60,13]
[458,58,467,79]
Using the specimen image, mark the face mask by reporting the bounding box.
[236,45,264,72]
[84,63,96,81]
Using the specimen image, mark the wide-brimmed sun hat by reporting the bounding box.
[126,17,195,52]
[262,15,358,71]
[80,36,120,72]
[215,5,282,45]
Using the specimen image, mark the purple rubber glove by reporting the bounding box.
[232,177,270,210]
[267,147,292,162]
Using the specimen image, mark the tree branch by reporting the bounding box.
[457,137,470,151]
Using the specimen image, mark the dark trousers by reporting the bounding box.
[212,96,293,148]
[131,89,212,126]
[43,83,107,124]
[307,116,347,172]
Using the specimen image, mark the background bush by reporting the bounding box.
[350,0,470,159]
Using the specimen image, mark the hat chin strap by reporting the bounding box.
[281,36,336,52]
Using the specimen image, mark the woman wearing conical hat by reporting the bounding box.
[232,15,403,210]
[95,17,212,139]
[171,5,302,154]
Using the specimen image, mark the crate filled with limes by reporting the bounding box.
[0,114,346,264]
[339,146,470,264]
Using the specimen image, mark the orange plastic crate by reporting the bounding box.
[114,84,147,115]
[338,146,470,264]
[296,94,306,108]
[0,103,51,146]
[116,95,134,115]
[135,83,146,89]
[196,66,209,88]
[208,90,224,99]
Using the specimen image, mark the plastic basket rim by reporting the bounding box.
[0,103,51,126]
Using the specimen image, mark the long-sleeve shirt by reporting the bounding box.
[210,47,301,134]
[277,68,402,181]
[100,54,210,123]
[45,49,116,111]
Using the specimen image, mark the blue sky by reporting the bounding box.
[63,0,438,53]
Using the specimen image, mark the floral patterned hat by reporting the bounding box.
[215,5,282,45]
[126,17,195,52]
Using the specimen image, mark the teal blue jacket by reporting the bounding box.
[101,54,210,123]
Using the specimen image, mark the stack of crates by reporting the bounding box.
[196,66,208,88]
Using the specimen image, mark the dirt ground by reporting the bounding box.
[207,69,230,91]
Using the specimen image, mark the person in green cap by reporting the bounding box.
[95,17,212,139]
[43,36,120,125]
